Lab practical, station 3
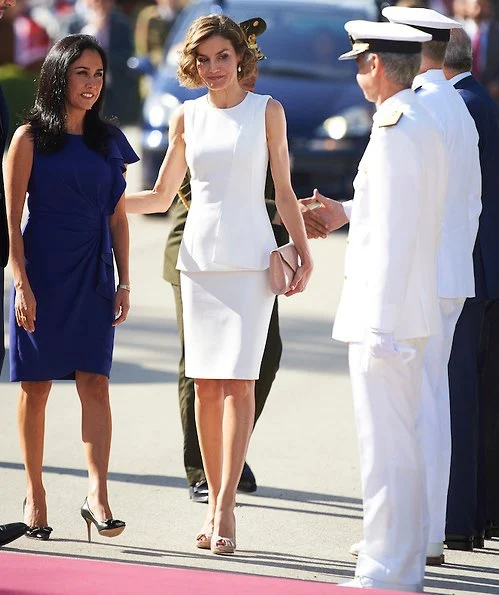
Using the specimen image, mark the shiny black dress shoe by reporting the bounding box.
[0,523,28,546]
[473,530,485,549]
[237,462,257,493]
[189,480,209,504]
[26,526,53,540]
[484,521,499,539]
[80,498,125,542]
[445,533,474,551]
[189,462,257,503]
[23,499,53,541]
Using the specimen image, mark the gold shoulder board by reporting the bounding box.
[377,110,403,128]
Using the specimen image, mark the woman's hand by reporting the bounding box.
[15,285,37,333]
[113,288,130,326]
[284,256,313,297]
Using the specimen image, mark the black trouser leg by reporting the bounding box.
[254,298,282,425]
[446,299,485,535]
[480,300,499,526]
[171,284,204,487]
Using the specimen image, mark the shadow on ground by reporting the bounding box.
[0,461,360,517]
[279,316,347,375]
[1,313,348,383]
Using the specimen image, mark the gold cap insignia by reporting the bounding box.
[239,17,267,61]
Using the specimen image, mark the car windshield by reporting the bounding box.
[167,1,374,80]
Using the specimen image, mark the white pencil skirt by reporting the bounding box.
[180,270,275,379]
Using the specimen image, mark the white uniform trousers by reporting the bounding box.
[349,340,428,593]
[420,297,466,547]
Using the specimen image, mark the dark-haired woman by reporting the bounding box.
[5,34,138,541]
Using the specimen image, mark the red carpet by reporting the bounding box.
[0,552,399,594]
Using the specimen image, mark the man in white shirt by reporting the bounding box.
[313,19,447,591]
[382,6,482,564]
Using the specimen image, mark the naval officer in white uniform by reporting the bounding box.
[310,20,447,591]
[382,6,482,564]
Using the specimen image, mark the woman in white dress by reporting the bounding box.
[126,14,312,554]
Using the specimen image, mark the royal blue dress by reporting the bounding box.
[9,127,139,381]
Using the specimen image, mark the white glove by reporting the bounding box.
[365,329,397,359]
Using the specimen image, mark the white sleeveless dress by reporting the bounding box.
[177,92,277,379]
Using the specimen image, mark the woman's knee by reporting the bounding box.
[223,379,254,399]
[76,372,109,400]
[195,378,223,402]
[20,381,52,404]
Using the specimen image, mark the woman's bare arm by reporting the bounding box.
[109,192,130,326]
[126,106,188,214]
[266,99,313,294]
[5,125,36,332]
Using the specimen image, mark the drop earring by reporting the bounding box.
[237,65,242,73]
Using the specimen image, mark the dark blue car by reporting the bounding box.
[134,0,377,198]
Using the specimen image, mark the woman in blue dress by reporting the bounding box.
[5,35,138,541]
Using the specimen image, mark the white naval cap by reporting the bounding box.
[338,20,432,61]
[382,7,462,42]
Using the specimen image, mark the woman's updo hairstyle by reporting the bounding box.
[177,14,258,89]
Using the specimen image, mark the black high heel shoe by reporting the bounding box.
[23,498,53,541]
[80,498,125,542]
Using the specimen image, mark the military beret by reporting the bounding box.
[239,18,267,60]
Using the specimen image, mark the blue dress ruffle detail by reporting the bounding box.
[96,129,138,302]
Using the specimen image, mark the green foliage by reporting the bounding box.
[0,64,38,139]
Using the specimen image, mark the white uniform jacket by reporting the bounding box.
[333,89,448,343]
[413,70,481,298]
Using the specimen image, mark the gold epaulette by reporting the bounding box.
[377,110,403,128]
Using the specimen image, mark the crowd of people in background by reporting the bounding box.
[0,0,185,123]
[1,0,499,128]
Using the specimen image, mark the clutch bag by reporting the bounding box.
[269,242,300,295]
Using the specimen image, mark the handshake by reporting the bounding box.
[298,189,349,239]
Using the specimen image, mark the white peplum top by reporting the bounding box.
[177,91,277,272]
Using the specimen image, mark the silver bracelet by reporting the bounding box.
[117,284,131,292]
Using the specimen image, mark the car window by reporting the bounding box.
[165,1,374,80]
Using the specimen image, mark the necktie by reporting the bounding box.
[472,26,481,80]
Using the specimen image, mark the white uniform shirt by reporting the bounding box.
[412,69,481,298]
[333,89,447,343]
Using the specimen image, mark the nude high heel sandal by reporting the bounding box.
[195,531,213,550]
[211,512,236,555]
[211,535,236,554]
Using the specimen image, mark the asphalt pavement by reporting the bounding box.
[1,133,499,593]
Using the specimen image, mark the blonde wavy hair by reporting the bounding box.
[177,14,258,89]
